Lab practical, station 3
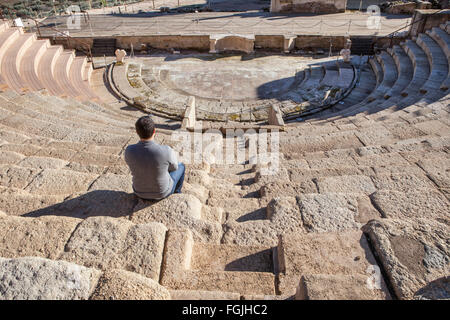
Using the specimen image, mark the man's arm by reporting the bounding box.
[167,146,179,172]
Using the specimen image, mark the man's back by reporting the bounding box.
[124,140,178,200]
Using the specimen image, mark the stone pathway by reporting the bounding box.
[38,11,411,37]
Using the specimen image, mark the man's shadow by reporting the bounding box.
[22,190,160,220]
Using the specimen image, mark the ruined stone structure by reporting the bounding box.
[0,14,449,300]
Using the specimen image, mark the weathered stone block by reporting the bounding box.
[25,169,98,195]
[260,180,317,199]
[417,157,450,189]
[131,194,221,243]
[91,269,170,300]
[18,156,68,170]
[370,189,449,224]
[363,218,449,300]
[315,175,377,195]
[223,196,306,246]
[371,173,436,192]
[297,193,380,232]
[61,216,167,281]
[295,274,391,300]
[0,165,41,189]
[0,215,80,259]
[0,257,101,300]
[277,231,385,296]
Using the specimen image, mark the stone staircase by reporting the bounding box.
[0,21,449,300]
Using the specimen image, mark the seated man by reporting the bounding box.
[124,116,185,200]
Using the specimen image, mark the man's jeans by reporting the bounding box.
[169,162,185,195]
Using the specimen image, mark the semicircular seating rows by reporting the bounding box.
[0,20,449,300]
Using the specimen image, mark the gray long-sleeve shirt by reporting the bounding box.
[124,140,178,200]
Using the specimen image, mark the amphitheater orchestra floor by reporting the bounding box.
[38,11,412,37]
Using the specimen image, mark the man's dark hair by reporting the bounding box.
[135,116,155,139]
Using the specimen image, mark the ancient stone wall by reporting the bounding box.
[254,35,285,50]
[271,0,347,13]
[45,34,399,54]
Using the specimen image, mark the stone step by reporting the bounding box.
[375,50,398,91]
[37,45,65,96]
[0,27,21,65]
[69,56,99,100]
[1,33,35,92]
[160,228,276,296]
[54,50,81,99]
[428,27,450,68]
[0,256,171,300]
[276,230,391,298]
[208,198,265,223]
[363,218,449,300]
[0,92,130,135]
[20,39,49,91]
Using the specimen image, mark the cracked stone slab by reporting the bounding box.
[363,218,449,300]
[370,189,449,224]
[0,257,101,300]
[61,216,167,281]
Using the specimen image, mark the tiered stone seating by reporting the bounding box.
[0,23,98,101]
[308,23,449,124]
[0,22,449,300]
[20,39,50,91]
